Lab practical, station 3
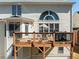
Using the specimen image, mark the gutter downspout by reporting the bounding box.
[70,5,73,32]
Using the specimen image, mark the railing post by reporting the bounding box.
[71,32,75,59]
[13,33,17,59]
[73,32,75,47]
[13,33,16,45]
[70,46,73,59]
[42,46,45,59]
[75,32,77,44]
[33,32,35,42]
[14,46,17,59]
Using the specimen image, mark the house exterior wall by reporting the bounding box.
[73,12,79,28]
[0,3,72,59]
[0,22,5,59]
[0,5,12,19]
[22,4,71,32]
[0,4,71,32]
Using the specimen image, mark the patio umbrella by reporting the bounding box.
[39,24,48,29]
[39,24,49,40]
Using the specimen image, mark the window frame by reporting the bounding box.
[25,24,29,36]
[9,22,20,37]
[39,11,59,20]
[12,5,21,16]
[12,5,17,16]
[58,47,64,54]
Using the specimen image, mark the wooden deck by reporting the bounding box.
[13,32,76,59]
[33,40,53,47]
[15,42,32,47]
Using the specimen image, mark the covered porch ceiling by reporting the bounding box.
[1,16,34,24]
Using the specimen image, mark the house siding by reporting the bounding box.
[0,5,71,32]
[22,5,71,32]
[0,22,5,59]
[73,13,79,28]
[0,3,72,59]
[0,5,11,19]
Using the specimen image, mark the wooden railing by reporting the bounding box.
[13,32,74,45]
[13,32,76,59]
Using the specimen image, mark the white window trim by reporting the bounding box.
[38,20,60,23]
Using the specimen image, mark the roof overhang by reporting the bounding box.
[0,19,6,23]
[19,2,74,5]
[0,2,75,5]
[1,16,34,24]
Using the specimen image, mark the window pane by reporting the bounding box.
[9,23,14,36]
[25,24,28,35]
[55,24,59,32]
[9,23,20,37]
[55,33,67,41]
[10,31,14,37]
[12,5,16,16]
[45,16,54,20]
[50,24,54,32]
[58,47,64,53]
[39,24,43,32]
[15,23,20,31]
[39,27,43,32]
[43,24,48,32]
[9,23,14,31]
[50,11,59,20]
[17,5,21,16]
[39,11,48,20]
[15,23,21,38]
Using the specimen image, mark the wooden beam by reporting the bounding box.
[75,32,77,44]
[15,42,32,47]
[16,47,23,53]
[42,46,45,59]
[31,47,32,59]
[14,32,73,34]
[13,33,16,45]
[73,32,76,47]
[70,46,73,59]
[14,46,17,59]
[54,43,71,47]
[70,33,74,59]
[45,47,51,54]
[37,47,43,53]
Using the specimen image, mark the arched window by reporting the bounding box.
[39,11,59,20]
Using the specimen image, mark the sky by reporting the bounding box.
[72,0,79,14]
